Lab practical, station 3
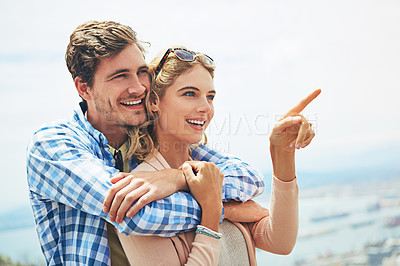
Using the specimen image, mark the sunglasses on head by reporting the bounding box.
[154,48,214,78]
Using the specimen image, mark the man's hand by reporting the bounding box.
[223,200,269,223]
[103,169,186,223]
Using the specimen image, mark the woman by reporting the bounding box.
[114,47,320,265]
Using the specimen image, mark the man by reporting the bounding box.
[26,20,265,265]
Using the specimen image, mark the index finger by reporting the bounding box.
[182,162,197,180]
[183,161,206,170]
[287,89,321,115]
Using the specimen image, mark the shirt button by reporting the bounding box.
[111,159,116,164]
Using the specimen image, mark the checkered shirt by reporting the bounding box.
[26,103,265,265]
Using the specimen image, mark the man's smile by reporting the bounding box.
[120,96,145,110]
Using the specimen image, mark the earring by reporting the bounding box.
[202,132,208,146]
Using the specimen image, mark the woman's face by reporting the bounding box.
[156,64,215,149]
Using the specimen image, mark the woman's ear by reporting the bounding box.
[151,98,159,112]
[75,77,91,101]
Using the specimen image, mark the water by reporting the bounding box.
[0,226,45,265]
[256,189,400,265]
[1,185,399,265]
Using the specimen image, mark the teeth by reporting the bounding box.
[122,99,142,106]
[187,119,205,125]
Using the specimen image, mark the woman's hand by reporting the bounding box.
[269,89,321,181]
[182,161,224,231]
[270,89,321,152]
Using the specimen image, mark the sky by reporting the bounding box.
[0,0,399,211]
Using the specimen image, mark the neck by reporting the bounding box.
[86,111,127,149]
[157,140,190,169]
[103,129,127,150]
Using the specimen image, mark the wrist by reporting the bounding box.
[270,144,296,182]
[200,202,222,231]
[196,225,222,239]
[270,143,295,156]
[222,200,237,221]
[175,169,189,191]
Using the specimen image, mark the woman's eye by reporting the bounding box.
[183,91,195,97]
[207,95,215,101]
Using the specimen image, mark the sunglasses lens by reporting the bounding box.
[174,49,195,61]
[203,54,214,65]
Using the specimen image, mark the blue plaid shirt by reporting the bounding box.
[26,103,265,265]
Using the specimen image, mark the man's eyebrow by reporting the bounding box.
[106,68,130,80]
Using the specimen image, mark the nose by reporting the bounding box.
[196,96,212,113]
[127,76,149,96]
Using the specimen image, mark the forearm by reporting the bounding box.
[223,200,269,223]
[185,234,220,266]
[27,147,116,218]
[251,176,299,254]
[116,191,202,236]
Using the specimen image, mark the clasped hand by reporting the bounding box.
[103,161,224,224]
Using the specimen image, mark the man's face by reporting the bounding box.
[86,44,150,134]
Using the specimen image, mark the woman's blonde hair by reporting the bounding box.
[126,46,215,162]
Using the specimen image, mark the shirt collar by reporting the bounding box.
[107,141,130,172]
[73,101,138,170]
[73,101,108,146]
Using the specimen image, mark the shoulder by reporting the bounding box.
[192,145,225,162]
[194,145,244,165]
[27,118,92,157]
[31,105,91,141]
[32,119,83,140]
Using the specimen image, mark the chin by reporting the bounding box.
[127,114,147,127]
[188,137,203,145]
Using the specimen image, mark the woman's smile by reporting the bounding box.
[186,118,207,131]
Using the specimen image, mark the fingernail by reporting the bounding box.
[116,216,121,223]
[302,143,307,148]
[127,211,133,218]
[296,143,301,148]
[103,206,108,213]
[289,143,295,148]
